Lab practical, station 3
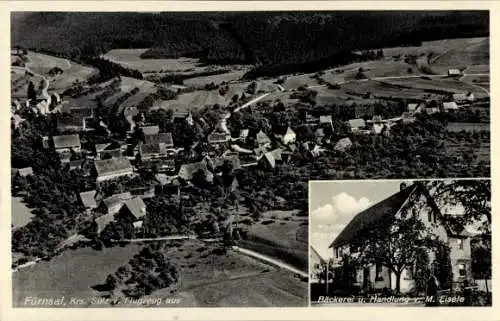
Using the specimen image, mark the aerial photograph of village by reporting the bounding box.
[10,11,489,307]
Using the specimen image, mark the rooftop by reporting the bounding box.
[53,134,81,149]
[95,157,133,177]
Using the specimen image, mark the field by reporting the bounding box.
[11,197,34,229]
[237,210,308,271]
[152,90,226,112]
[12,244,142,307]
[12,239,307,307]
[340,80,432,100]
[446,122,490,132]
[182,70,248,87]
[382,77,489,98]
[160,239,307,307]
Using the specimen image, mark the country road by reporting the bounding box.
[232,246,308,278]
[224,92,271,119]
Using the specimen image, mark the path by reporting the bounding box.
[232,246,308,278]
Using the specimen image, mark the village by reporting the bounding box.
[10,11,490,307]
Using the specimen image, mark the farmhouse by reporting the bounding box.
[275,126,297,145]
[443,102,459,111]
[12,167,33,177]
[178,161,212,182]
[79,190,98,210]
[94,157,134,182]
[95,142,122,160]
[319,115,333,127]
[144,132,174,148]
[348,118,366,132]
[57,115,87,132]
[452,92,475,104]
[118,197,147,222]
[139,143,163,161]
[94,213,116,234]
[448,69,462,77]
[52,134,81,157]
[256,130,271,147]
[208,132,231,145]
[330,182,473,294]
[140,125,160,136]
[101,192,133,215]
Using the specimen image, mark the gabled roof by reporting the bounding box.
[103,192,132,210]
[144,132,173,146]
[262,152,276,168]
[348,118,366,129]
[95,213,116,233]
[80,190,98,209]
[13,167,33,177]
[310,246,327,265]
[208,132,231,143]
[57,116,85,129]
[68,107,93,118]
[140,125,160,136]
[331,184,418,247]
[319,115,333,123]
[443,102,459,110]
[122,197,146,220]
[140,143,161,156]
[95,157,133,177]
[53,134,81,149]
[96,141,121,153]
[178,161,209,181]
[239,129,249,139]
[256,130,271,145]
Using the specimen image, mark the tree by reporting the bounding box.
[348,192,439,293]
[27,81,37,101]
[425,180,491,233]
[106,274,118,290]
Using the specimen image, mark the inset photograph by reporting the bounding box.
[309,179,491,306]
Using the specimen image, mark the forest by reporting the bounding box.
[12,11,489,78]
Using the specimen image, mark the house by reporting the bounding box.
[101,192,133,215]
[139,143,163,161]
[140,125,160,136]
[94,213,116,234]
[94,157,134,182]
[53,134,82,157]
[144,132,174,148]
[407,103,425,114]
[448,69,461,77]
[426,107,440,115]
[443,102,459,111]
[79,190,98,210]
[260,148,283,169]
[12,167,33,177]
[118,197,147,222]
[330,182,473,294]
[319,115,333,127]
[348,118,366,132]
[208,132,231,145]
[151,158,176,174]
[275,126,297,145]
[256,130,271,147]
[452,92,475,104]
[95,142,122,160]
[57,115,87,132]
[334,138,352,152]
[178,161,212,182]
[310,246,327,282]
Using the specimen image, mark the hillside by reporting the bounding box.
[12,11,489,75]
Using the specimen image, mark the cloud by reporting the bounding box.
[311,192,372,225]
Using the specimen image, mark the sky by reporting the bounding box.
[309,180,409,260]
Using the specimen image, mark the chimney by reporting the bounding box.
[400,182,408,191]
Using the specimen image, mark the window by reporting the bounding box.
[375,263,383,281]
[458,264,467,277]
[428,211,432,222]
[335,247,340,258]
[457,239,464,250]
